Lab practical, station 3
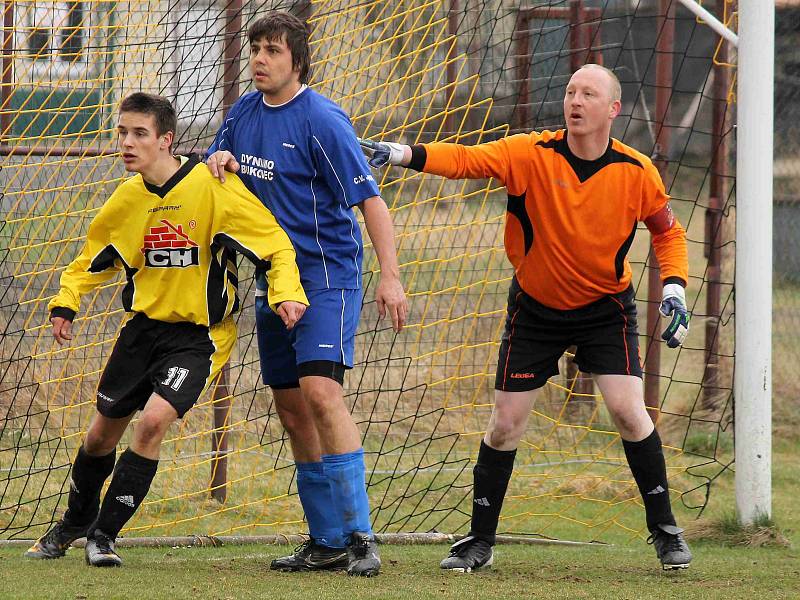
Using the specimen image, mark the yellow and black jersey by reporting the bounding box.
[49,156,308,326]
[409,129,688,310]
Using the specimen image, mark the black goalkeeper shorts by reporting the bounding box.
[95,313,235,418]
[494,278,642,392]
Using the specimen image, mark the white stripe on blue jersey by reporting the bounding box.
[313,134,361,283]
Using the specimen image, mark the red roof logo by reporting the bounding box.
[141,219,198,253]
[141,219,200,268]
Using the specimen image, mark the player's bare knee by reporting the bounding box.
[273,388,311,430]
[276,406,312,439]
[609,408,643,440]
[486,420,523,449]
[134,414,170,447]
[83,432,116,456]
[275,405,298,432]
[84,421,120,455]
[275,396,307,423]
[304,388,342,419]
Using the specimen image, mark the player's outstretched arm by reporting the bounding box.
[361,135,524,187]
[358,138,412,168]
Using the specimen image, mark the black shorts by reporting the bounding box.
[495,278,642,392]
[96,313,236,418]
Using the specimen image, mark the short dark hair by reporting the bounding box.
[119,93,177,137]
[248,11,311,84]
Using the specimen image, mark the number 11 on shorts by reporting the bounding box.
[163,367,189,391]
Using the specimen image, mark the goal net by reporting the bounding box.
[0,0,735,543]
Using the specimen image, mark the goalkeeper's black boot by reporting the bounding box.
[269,538,348,572]
[25,518,91,559]
[85,529,122,567]
[440,536,494,572]
[647,523,692,570]
[346,532,381,577]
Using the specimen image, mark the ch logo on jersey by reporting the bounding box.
[141,219,199,268]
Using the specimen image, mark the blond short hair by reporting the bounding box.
[577,64,621,102]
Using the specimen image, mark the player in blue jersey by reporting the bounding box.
[206,11,406,577]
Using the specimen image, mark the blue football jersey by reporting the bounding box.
[207,87,380,290]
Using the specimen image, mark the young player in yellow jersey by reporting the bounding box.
[25,93,308,567]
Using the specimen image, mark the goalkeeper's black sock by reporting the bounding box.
[469,440,517,545]
[64,446,116,526]
[622,429,677,531]
[91,447,158,539]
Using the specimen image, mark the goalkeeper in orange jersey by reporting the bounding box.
[360,64,692,572]
[25,92,308,567]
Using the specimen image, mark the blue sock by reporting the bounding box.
[295,461,344,548]
[322,448,373,541]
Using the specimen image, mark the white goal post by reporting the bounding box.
[735,0,774,525]
[677,0,773,528]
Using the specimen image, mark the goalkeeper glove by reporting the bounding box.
[659,283,689,348]
[358,138,408,168]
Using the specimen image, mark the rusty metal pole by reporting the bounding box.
[645,0,675,423]
[210,366,231,503]
[210,3,242,503]
[569,0,584,69]
[444,0,458,137]
[568,1,594,399]
[515,11,530,132]
[702,0,730,410]
[294,0,312,21]
[221,0,242,116]
[586,8,602,65]
[1,1,14,141]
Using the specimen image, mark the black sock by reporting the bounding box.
[469,440,517,545]
[64,446,116,526]
[622,429,676,531]
[91,448,158,539]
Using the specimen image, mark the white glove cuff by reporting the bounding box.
[385,142,408,165]
[662,282,686,304]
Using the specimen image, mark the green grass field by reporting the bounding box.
[1,437,795,599]
[0,542,797,600]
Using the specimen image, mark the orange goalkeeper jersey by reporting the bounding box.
[412,129,688,309]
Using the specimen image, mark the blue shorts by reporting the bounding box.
[254,287,362,387]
